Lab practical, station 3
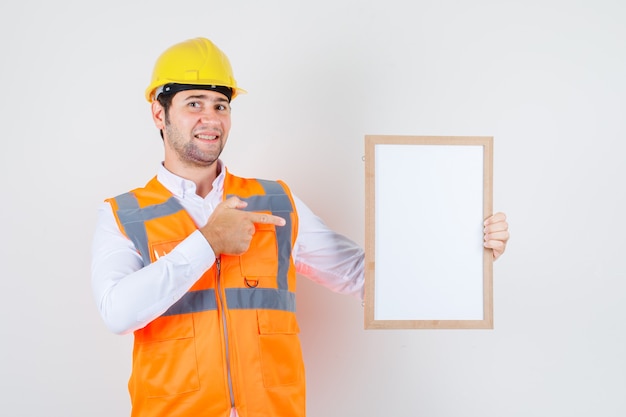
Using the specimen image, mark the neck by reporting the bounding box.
[164,159,221,198]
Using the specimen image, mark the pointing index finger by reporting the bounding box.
[250,212,286,227]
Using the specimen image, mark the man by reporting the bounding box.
[91,37,509,417]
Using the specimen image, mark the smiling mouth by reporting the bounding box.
[195,134,218,140]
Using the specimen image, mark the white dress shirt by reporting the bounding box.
[91,162,364,335]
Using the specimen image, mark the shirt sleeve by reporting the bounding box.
[90,201,216,335]
[291,195,365,300]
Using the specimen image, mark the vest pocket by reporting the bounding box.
[134,314,200,397]
[240,224,278,277]
[257,310,304,387]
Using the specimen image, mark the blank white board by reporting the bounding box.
[364,135,493,329]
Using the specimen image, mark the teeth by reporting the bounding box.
[196,134,217,140]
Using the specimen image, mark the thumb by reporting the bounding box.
[221,196,248,210]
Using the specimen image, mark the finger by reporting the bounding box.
[484,239,506,257]
[492,247,505,260]
[484,230,510,243]
[484,221,509,234]
[221,196,248,210]
[249,212,286,226]
[484,212,506,226]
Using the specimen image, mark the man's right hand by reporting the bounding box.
[200,196,286,256]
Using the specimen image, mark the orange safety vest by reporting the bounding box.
[108,171,304,417]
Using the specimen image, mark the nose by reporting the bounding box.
[199,109,220,125]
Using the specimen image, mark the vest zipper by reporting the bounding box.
[216,258,236,411]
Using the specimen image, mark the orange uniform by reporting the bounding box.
[108,172,304,417]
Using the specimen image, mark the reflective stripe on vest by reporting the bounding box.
[113,179,295,314]
[160,287,296,316]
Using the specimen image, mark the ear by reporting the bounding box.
[151,100,165,130]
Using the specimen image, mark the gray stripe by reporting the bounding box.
[114,193,150,266]
[274,214,292,291]
[160,288,296,316]
[258,181,294,292]
[115,192,140,210]
[226,288,296,312]
[122,222,151,266]
[162,289,217,316]
[240,194,293,213]
[116,197,183,224]
[113,195,184,266]
[257,179,286,198]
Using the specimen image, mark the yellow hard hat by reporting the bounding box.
[145,37,245,102]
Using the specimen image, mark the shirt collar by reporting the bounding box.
[156,160,226,199]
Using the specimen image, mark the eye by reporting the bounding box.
[216,103,232,112]
[188,101,201,108]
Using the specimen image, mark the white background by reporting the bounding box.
[1,1,625,416]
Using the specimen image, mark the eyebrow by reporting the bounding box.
[183,94,229,103]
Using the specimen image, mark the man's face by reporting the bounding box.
[156,89,232,169]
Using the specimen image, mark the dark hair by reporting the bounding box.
[156,93,174,140]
